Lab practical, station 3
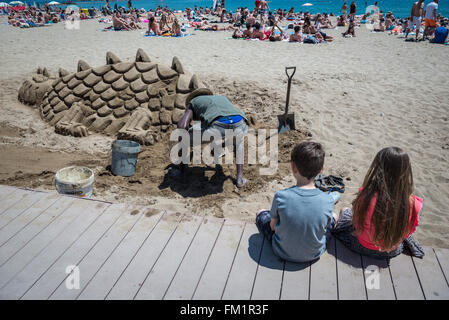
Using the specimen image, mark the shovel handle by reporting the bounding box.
[285,66,296,79]
[285,66,296,114]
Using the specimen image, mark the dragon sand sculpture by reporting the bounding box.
[18,48,208,145]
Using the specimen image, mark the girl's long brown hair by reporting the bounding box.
[352,147,418,251]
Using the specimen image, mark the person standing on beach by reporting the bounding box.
[349,1,357,21]
[406,0,424,41]
[341,2,348,17]
[259,0,269,22]
[255,0,261,12]
[424,0,439,40]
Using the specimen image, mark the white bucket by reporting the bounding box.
[55,166,95,198]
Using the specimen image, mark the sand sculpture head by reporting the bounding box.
[18,48,209,145]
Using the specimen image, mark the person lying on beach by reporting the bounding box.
[198,21,235,31]
[268,21,284,41]
[314,19,334,41]
[289,25,304,42]
[232,28,244,39]
[256,141,340,263]
[146,16,161,35]
[176,89,249,188]
[332,147,424,260]
[243,24,253,38]
[251,22,267,40]
[314,32,326,42]
[122,12,141,29]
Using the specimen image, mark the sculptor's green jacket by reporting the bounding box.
[189,95,247,127]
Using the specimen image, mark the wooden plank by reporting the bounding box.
[193,220,245,300]
[221,223,263,300]
[280,261,310,300]
[105,211,182,300]
[362,256,396,300]
[434,248,449,286]
[251,239,284,300]
[0,197,90,288]
[0,185,19,201]
[335,239,366,300]
[77,207,164,300]
[134,214,204,300]
[0,192,60,245]
[413,247,449,300]
[163,217,223,300]
[309,236,338,300]
[0,196,75,265]
[0,190,50,229]
[0,200,110,299]
[0,188,31,215]
[20,203,125,300]
[48,204,145,300]
[389,254,424,300]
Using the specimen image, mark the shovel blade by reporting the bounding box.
[277,113,295,133]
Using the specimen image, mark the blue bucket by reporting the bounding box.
[111,140,141,177]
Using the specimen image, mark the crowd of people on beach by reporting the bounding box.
[3,2,97,28]
[2,0,447,44]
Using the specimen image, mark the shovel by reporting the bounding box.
[277,66,296,133]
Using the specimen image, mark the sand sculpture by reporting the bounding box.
[18,48,208,145]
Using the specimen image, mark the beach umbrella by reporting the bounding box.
[9,1,24,5]
[48,1,60,5]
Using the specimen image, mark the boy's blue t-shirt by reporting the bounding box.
[269,186,335,263]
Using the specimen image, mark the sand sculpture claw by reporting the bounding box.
[18,49,209,144]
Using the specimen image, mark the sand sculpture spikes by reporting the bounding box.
[18,48,207,145]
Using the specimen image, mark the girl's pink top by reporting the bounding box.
[356,193,423,251]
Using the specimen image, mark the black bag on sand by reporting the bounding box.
[314,174,345,193]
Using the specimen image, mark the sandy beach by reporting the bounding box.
[0,16,448,248]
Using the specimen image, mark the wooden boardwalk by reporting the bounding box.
[0,184,448,300]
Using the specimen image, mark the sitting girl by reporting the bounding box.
[171,17,182,36]
[332,147,424,262]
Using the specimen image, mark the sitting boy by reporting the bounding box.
[256,141,339,263]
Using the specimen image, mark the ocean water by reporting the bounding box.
[31,0,449,18]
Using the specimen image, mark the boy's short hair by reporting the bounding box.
[291,141,325,180]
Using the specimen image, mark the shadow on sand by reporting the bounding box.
[158,164,235,198]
